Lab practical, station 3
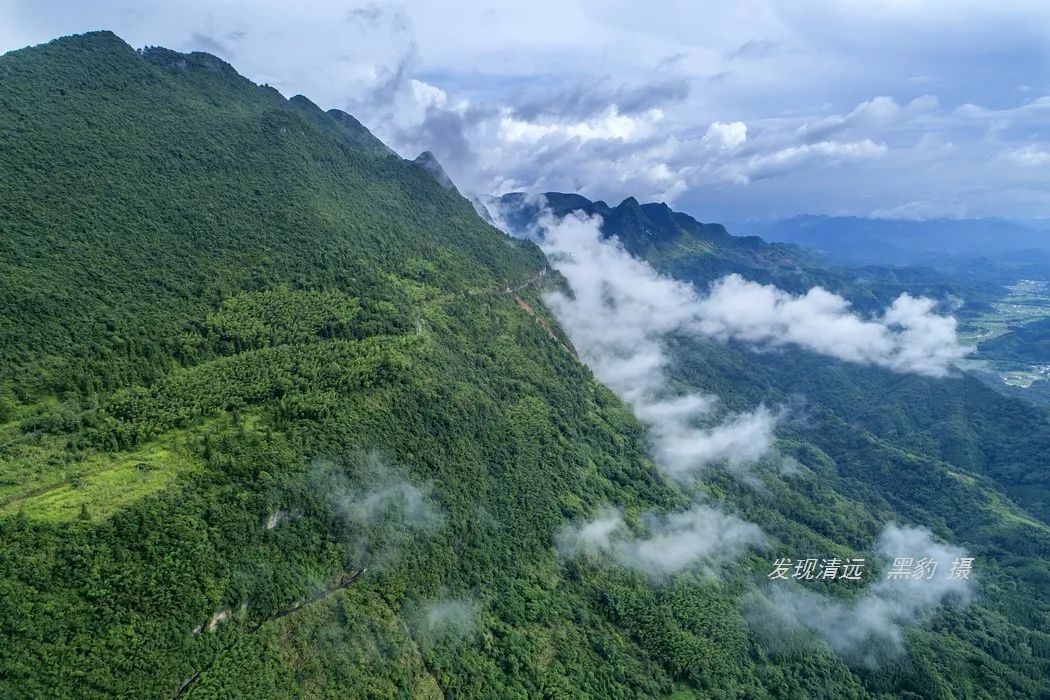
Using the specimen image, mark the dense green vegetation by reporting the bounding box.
[0,32,543,403]
[503,191,1050,696]
[979,316,1050,364]
[1,31,1048,699]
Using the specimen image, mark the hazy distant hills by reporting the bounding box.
[738,215,1050,266]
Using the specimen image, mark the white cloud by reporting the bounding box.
[405,596,479,647]
[532,207,779,478]
[497,107,661,144]
[702,120,748,150]
[499,204,966,476]
[694,275,968,377]
[321,454,444,532]
[735,139,887,183]
[423,599,477,635]
[558,504,764,577]
[309,453,446,571]
[1005,144,1050,167]
[4,2,1050,219]
[409,79,448,110]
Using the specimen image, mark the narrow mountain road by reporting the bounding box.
[420,266,576,356]
[464,266,548,297]
[503,267,548,294]
[172,569,366,699]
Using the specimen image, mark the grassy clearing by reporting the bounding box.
[0,432,198,522]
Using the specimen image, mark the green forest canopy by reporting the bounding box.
[0,31,1047,699]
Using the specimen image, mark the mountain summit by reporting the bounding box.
[412,150,460,193]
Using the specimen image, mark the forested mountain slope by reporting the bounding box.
[495,193,1050,697]
[498,193,1050,524]
[0,32,1047,699]
[979,316,1050,364]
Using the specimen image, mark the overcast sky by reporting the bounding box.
[4,1,1050,221]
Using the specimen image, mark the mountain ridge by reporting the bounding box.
[494,190,997,313]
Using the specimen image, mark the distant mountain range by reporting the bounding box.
[733,215,1050,266]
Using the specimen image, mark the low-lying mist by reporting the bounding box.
[492,198,968,478]
[486,196,976,667]
[557,504,764,577]
[307,452,445,570]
